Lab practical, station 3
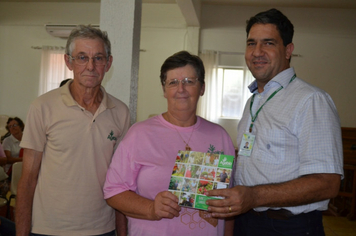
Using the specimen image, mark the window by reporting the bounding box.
[198,51,255,146]
[219,67,244,118]
[38,46,73,96]
[198,51,254,122]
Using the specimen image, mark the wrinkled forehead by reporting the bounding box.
[71,38,106,55]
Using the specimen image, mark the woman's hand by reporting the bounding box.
[150,191,181,220]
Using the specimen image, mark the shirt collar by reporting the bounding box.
[9,134,20,143]
[60,79,115,109]
[248,67,296,94]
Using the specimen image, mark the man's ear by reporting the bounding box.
[105,55,113,72]
[64,54,74,71]
[285,43,294,60]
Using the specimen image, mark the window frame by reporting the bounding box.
[218,65,246,120]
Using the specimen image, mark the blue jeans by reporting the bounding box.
[233,210,325,236]
[30,229,115,236]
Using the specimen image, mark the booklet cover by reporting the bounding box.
[168,150,234,211]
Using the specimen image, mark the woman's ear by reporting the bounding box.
[162,85,167,98]
[200,83,205,96]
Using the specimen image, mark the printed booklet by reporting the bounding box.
[168,150,234,211]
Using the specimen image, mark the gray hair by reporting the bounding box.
[65,25,111,58]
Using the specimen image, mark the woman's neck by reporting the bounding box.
[13,132,22,141]
[162,111,197,127]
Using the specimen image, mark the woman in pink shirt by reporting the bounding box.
[104,51,235,236]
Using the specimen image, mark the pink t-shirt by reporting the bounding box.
[104,115,235,236]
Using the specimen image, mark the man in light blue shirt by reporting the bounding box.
[206,8,343,236]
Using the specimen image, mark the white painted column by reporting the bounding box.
[100,0,142,124]
[176,0,201,54]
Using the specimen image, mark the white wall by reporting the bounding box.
[138,28,187,121]
[137,3,187,122]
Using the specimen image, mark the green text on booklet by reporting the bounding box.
[168,150,234,211]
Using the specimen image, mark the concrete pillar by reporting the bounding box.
[100,0,142,124]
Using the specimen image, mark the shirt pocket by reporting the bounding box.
[253,128,286,164]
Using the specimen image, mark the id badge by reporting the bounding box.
[238,133,255,157]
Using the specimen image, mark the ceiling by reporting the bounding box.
[0,0,355,9]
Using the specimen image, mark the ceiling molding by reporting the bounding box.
[176,0,201,27]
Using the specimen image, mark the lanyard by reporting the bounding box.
[249,74,296,133]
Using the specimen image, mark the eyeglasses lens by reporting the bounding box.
[8,124,18,129]
[165,78,198,88]
[72,55,107,66]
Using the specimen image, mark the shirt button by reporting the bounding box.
[267,144,271,149]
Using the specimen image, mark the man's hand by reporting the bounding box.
[205,173,341,219]
[205,186,255,218]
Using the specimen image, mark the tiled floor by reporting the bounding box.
[323,216,356,236]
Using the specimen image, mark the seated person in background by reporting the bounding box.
[2,117,24,175]
[104,51,235,236]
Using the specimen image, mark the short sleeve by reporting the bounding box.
[297,92,343,177]
[103,140,141,199]
[20,103,47,152]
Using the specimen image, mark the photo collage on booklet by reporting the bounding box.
[168,150,234,211]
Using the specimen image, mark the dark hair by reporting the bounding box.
[65,25,111,58]
[60,79,71,87]
[6,117,25,131]
[160,51,205,86]
[246,8,294,46]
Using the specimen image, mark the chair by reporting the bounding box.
[0,197,7,207]
[7,162,22,218]
[0,167,9,208]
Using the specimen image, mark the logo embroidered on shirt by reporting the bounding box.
[107,130,117,141]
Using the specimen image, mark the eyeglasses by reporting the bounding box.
[164,78,200,88]
[68,54,108,66]
[7,124,19,129]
